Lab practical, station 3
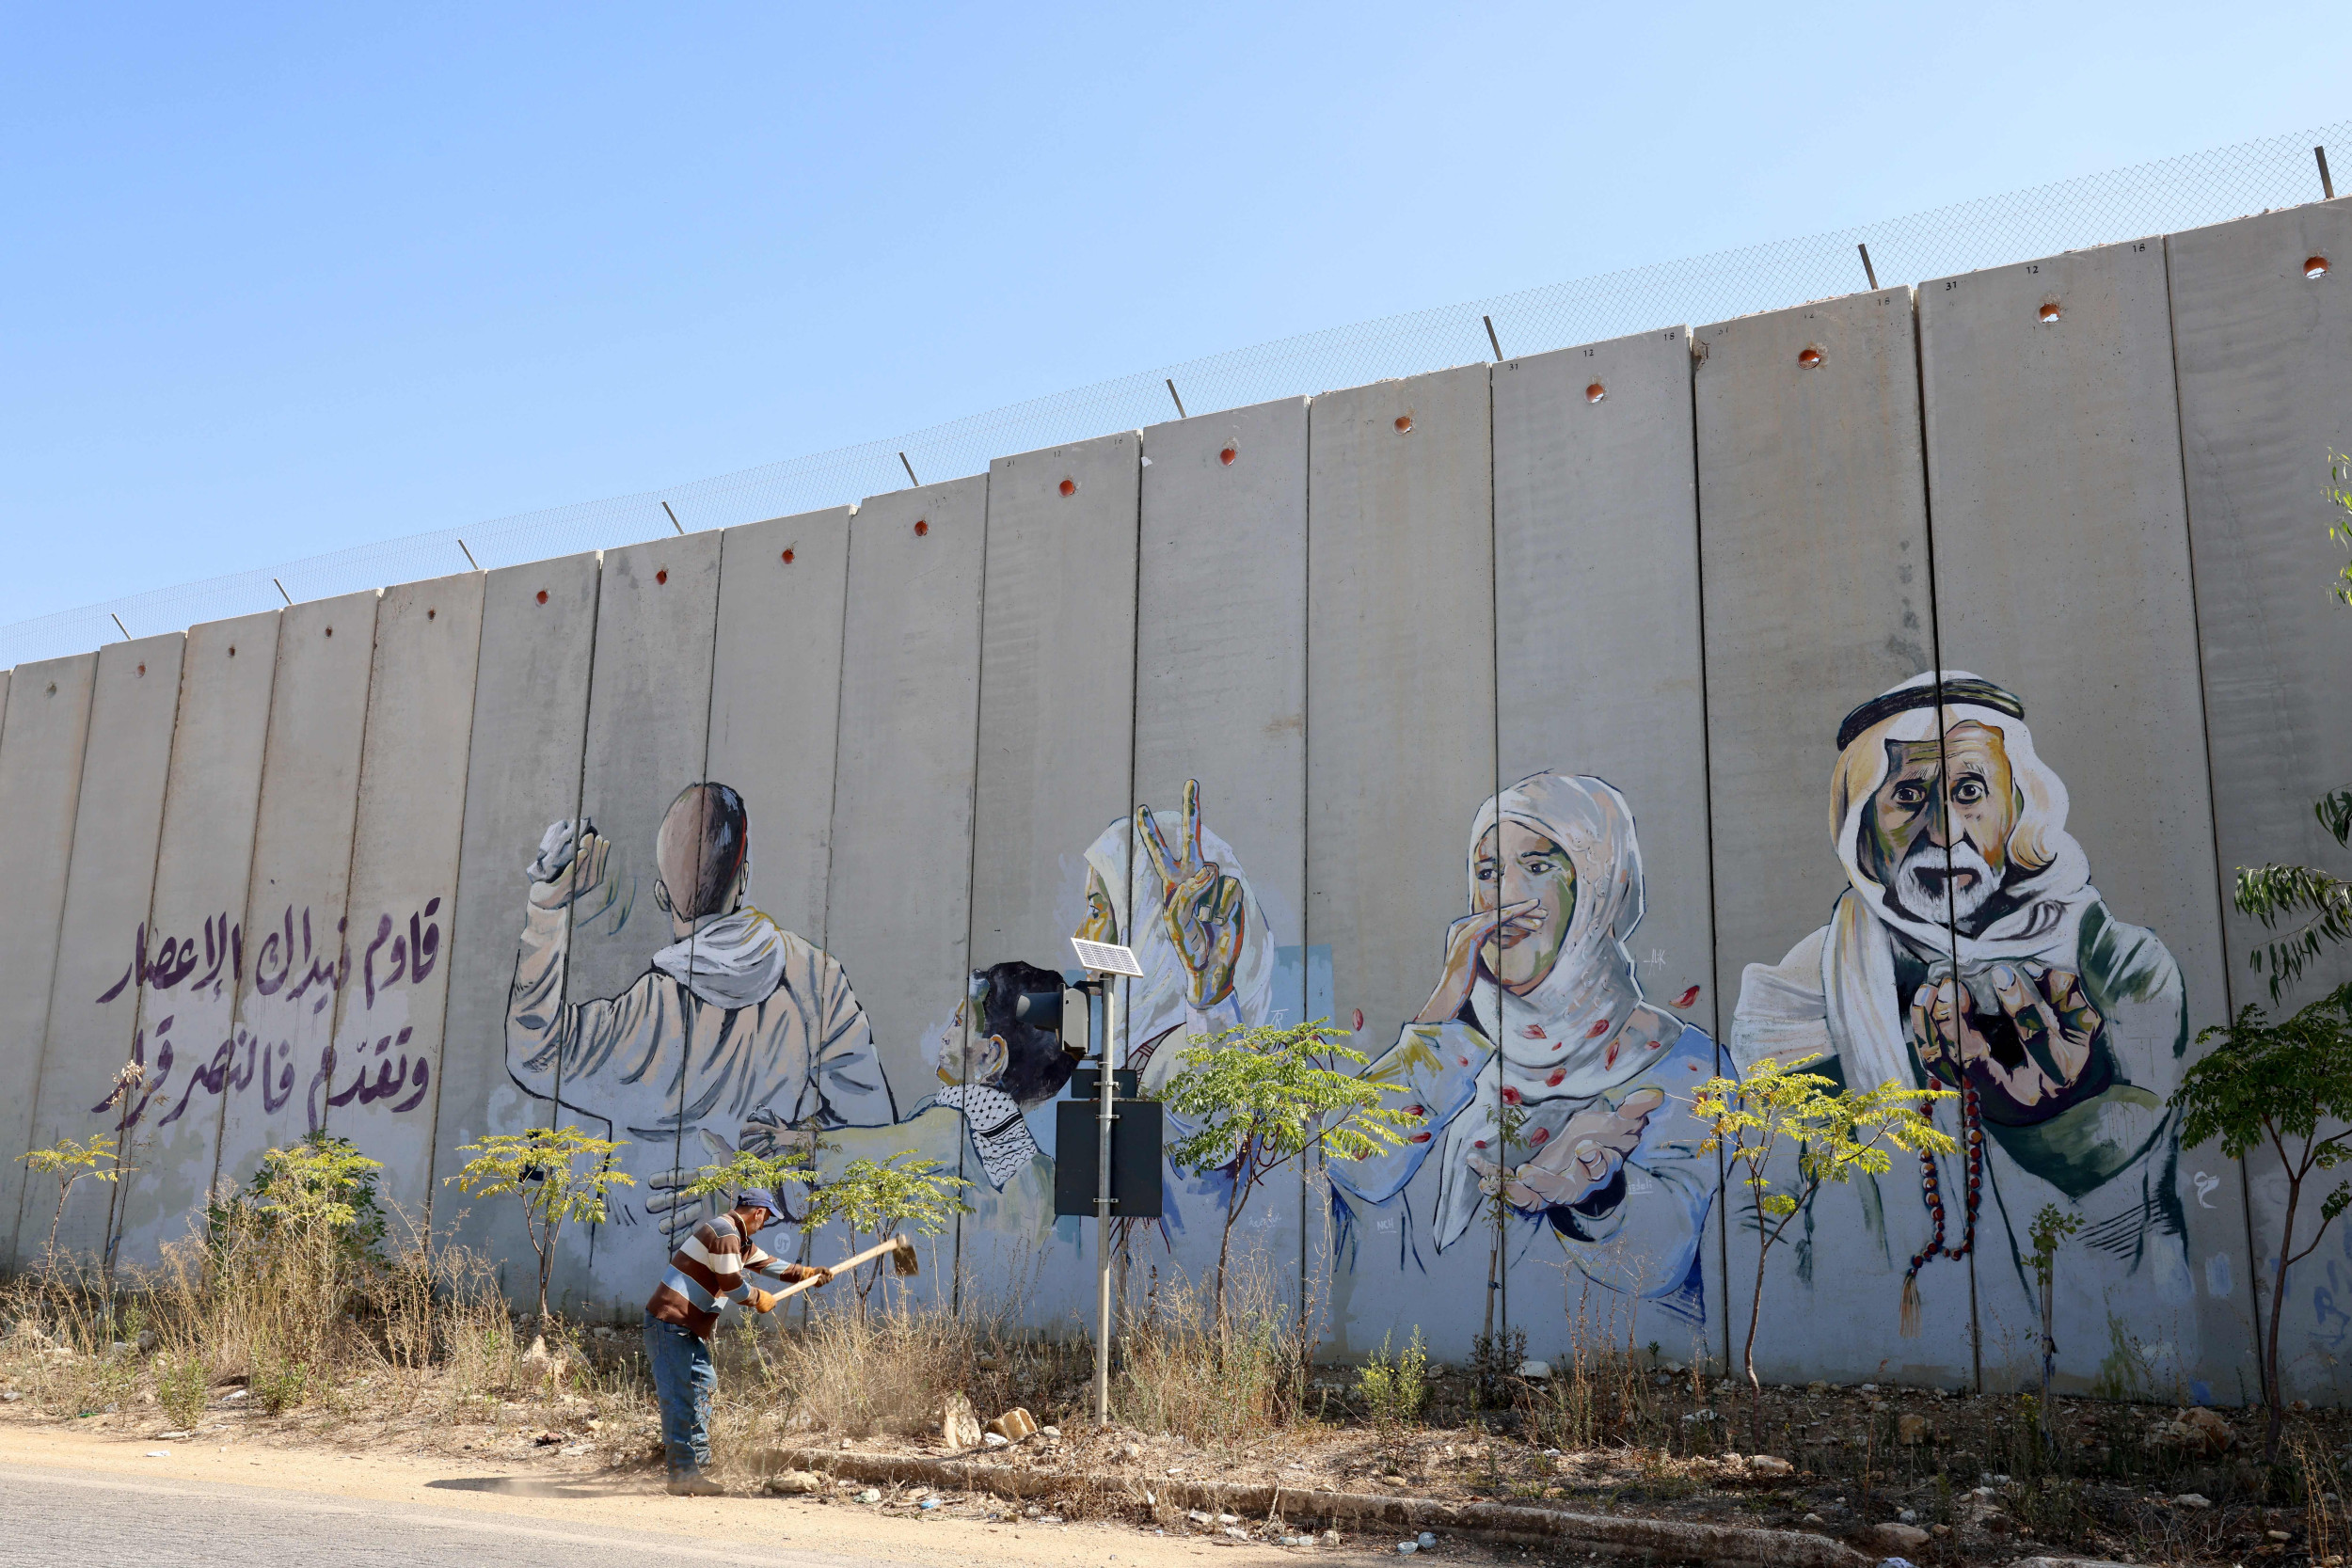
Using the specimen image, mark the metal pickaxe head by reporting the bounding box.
[890,1235,919,1277]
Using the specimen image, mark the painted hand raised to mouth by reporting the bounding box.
[1136,780,1247,1008]
[1470,1085,1666,1210]
[1414,899,1545,1024]
[1909,962,2103,1111]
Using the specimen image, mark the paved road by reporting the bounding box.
[0,1464,904,1568]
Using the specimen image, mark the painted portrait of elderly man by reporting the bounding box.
[1334,772,1720,1326]
[1733,671,2194,1354]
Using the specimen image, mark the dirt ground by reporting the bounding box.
[9,1363,2344,1567]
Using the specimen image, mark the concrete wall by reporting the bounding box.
[1306,364,1497,1361]
[18,634,183,1264]
[1136,397,1311,1329]
[8,197,2350,1397]
[109,611,280,1268]
[2170,198,2352,1402]
[1493,328,1723,1363]
[0,657,91,1272]
[1918,236,2250,1402]
[213,591,380,1203]
[1694,287,1964,1389]
[326,574,484,1225]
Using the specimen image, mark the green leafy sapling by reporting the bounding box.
[1692,1054,1955,1443]
[445,1126,633,1322]
[802,1150,969,1312]
[1160,1019,1422,1334]
[17,1133,125,1271]
[2173,984,2352,1459]
[2028,1203,2083,1454]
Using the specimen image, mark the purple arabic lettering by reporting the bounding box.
[389,1058,431,1114]
[361,914,395,1009]
[261,1041,294,1114]
[253,908,293,997]
[409,898,441,985]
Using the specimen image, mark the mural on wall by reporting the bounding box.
[1332,772,1722,1325]
[505,783,896,1249]
[1730,672,2192,1352]
[86,896,446,1138]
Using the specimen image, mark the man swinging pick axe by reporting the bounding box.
[643,1187,917,1496]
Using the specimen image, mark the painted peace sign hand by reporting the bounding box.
[1136,780,1247,1008]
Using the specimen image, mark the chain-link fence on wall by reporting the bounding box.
[7,120,2346,670]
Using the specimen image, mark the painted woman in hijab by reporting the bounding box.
[1330,773,1719,1323]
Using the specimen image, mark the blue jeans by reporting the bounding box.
[644,1313,716,1476]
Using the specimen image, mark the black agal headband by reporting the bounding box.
[1835,677,2025,752]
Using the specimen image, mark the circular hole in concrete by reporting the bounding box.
[781,548,796,564]
[1585,382,1606,404]
[228,646,236,657]
[2038,301,2062,324]
[535,590,548,605]
[1393,415,1413,434]
[914,520,930,537]
[45,683,56,696]
[2308,256,2331,279]
[136,663,146,676]
[1797,347,1823,369]
[427,609,437,621]
[655,568,669,584]
[1058,478,1077,497]
[1219,446,1237,466]
[324,626,333,638]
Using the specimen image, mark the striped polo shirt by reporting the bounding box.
[645,1211,803,1339]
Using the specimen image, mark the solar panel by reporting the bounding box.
[1070,938,1143,976]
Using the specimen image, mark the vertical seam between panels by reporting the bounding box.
[2163,230,2267,1400]
[1687,325,1736,1378]
[1911,284,1979,1394]
[418,578,491,1233]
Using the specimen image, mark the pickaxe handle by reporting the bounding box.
[771,1233,911,1301]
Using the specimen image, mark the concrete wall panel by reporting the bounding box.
[326,573,485,1226]
[707,507,853,945]
[1493,328,1723,1360]
[1135,398,1311,1320]
[965,432,1139,1320]
[433,554,599,1300]
[1693,289,1967,1386]
[1306,363,1497,1360]
[2170,198,2352,1402]
[110,611,281,1268]
[548,534,720,1312]
[13,634,184,1264]
[0,657,98,1271]
[213,591,380,1198]
[816,477,987,1306]
[1921,237,2249,1401]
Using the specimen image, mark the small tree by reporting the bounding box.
[444,1125,632,1323]
[2173,984,2352,1460]
[2028,1203,2083,1456]
[17,1133,125,1271]
[243,1132,389,1261]
[1160,1019,1423,1334]
[1692,1054,1954,1443]
[802,1150,969,1313]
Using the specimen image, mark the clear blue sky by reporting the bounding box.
[7,2,2349,629]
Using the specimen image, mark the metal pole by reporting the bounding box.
[1093,977,1119,1424]
[1857,243,1879,291]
